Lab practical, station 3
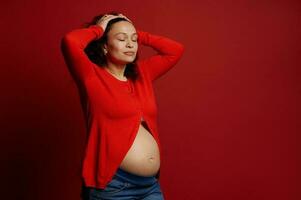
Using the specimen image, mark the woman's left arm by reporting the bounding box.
[137,30,185,81]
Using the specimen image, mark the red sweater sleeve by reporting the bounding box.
[61,25,104,82]
[137,30,185,81]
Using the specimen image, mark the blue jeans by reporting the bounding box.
[81,167,165,200]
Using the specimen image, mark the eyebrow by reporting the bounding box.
[114,32,138,36]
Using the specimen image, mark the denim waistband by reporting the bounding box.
[113,167,157,186]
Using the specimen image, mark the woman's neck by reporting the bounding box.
[105,61,127,79]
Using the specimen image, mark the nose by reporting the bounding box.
[126,40,134,48]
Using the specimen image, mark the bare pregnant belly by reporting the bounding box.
[119,119,160,177]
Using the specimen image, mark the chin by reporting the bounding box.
[110,55,136,65]
[120,58,136,64]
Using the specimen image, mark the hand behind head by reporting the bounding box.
[96,14,132,30]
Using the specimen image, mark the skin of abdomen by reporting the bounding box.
[119,120,161,177]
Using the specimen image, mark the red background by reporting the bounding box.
[1,0,300,199]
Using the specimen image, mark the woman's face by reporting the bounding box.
[104,21,138,65]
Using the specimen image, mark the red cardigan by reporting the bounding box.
[61,24,184,189]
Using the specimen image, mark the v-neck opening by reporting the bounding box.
[101,66,129,83]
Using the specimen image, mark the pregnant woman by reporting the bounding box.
[61,12,184,200]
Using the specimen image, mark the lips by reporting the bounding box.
[124,51,135,56]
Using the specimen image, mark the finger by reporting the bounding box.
[118,14,130,21]
[119,14,127,19]
[104,15,117,21]
[100,14,109,21]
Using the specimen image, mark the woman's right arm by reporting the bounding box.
[136,30,184,82]
[60,25,104,83]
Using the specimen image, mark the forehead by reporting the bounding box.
[109,21,137,36]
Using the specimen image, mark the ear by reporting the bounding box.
[103,43,108,51]
[102,44,108,55]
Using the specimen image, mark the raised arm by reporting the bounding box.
[137,30,185,81]
[60,25,104,83]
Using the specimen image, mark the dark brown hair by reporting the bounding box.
[82,11,139,81]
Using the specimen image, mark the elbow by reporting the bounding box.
[60,35,71,53]
[61,33,80,51]
[175,42,185,59]
[61,29,80,45]
[61,33,73,46]
[167,43,185,65]
[179,43,185,55]
[61,34,70,49]
[60,33,77,57]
